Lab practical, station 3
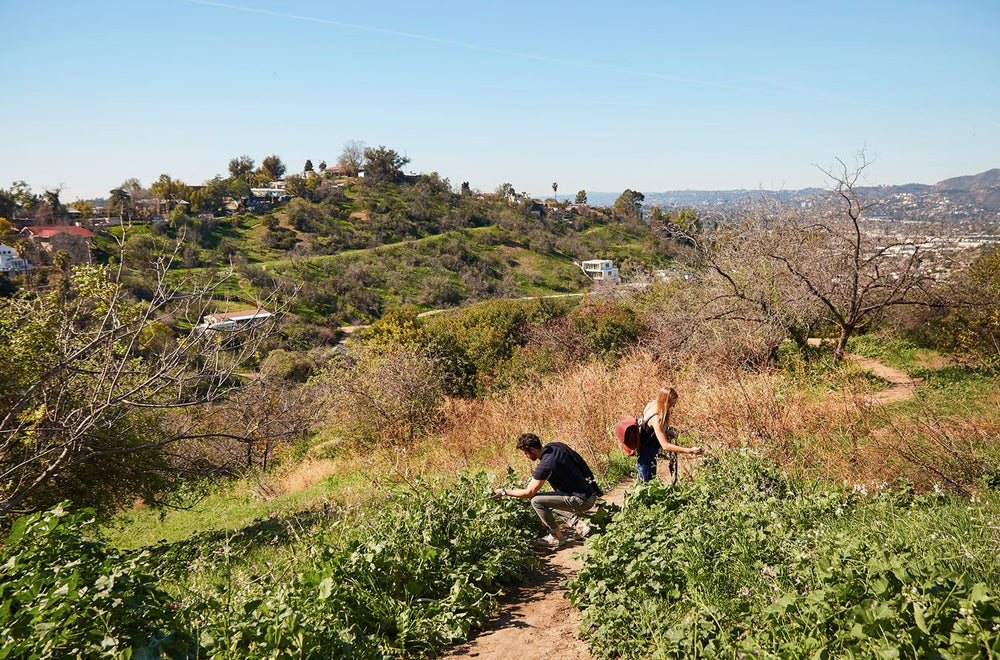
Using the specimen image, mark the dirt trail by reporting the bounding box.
[444,483,630,660]
[849,355,923,404]
[805,339,923,405]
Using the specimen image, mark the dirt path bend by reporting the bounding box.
[848,354,923,405]
[445,484,630,660]
[805,339,923,405]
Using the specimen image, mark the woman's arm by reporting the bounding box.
[650,414,704,455]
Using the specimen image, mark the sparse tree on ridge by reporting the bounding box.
[362,146,410,184]
[228,155,255,179]
[108,187,133,221]
[575,190,587,205]
[259,155,286,182]
[304,159,314,173]
[613,189,645,222]
[337,140,366,177]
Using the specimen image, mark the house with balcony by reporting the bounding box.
[581,259,620,282]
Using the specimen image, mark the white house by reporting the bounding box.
[199,308,272,331]
[581,259,619,282]
[0,244,32,276]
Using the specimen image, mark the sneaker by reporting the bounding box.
[534,533,564,548]
[575,522,592,538]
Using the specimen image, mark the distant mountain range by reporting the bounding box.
[587,169,1000,222]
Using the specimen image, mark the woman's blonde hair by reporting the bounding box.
[655,387,679,431]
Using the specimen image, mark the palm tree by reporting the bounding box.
[552,182,558,202]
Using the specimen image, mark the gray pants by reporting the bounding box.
[530,492,598,532]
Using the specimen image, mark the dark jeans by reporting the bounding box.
[637,441,660,483]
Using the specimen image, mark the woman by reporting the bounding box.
[637,386,704,483]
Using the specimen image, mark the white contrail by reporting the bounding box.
[186,0,757,93]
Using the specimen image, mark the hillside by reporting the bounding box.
[93,176,678,333]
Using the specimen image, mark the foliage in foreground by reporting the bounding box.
[1,473,538,659]
[568,452,1000,659]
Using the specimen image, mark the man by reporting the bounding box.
[492,433,602,547]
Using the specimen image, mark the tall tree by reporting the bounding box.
[259,154,286,181]
[108,187,133,221]
[362,145,410,184]
[337,140,366,177]
[43,189,64,223]
[228,155,255,179]
[613,189,645,221]
[303,159,314,173]
[552,182,558,201]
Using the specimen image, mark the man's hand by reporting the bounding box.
[491,488,506,500]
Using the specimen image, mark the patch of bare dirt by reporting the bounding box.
[848,354,923,405]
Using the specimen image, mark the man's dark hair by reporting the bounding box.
[516,433,543,451]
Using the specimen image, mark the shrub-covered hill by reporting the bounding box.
[93,174,680,331]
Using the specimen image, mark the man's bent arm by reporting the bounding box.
[493,478,545,499]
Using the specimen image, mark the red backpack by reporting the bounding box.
[613,416,643,456]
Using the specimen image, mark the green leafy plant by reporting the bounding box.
[568,452,1000,659]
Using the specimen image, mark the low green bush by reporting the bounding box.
[0,504,189,658]
[3,473,539,659]
[568,452,1000,659]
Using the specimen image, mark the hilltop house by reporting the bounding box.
[581,259,620,283]
[21,225,95,265]
[0,244,32,277]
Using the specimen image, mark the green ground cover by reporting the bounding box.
[568,453,1000,659]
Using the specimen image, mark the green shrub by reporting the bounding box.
[0,504,189,658]
[568,453,1000,659]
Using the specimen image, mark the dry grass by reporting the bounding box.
[264,457,340,498]
[353,350,998,494]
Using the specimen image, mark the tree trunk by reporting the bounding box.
[833,327,852,363]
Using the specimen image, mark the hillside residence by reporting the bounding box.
[199,308,272,331]
[581,259,620,282]
[0,244,32,276]
[21,225,95,265]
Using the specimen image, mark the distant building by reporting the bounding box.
[21,225,95,265]
[199,308,272,331]
[0,244,32,276]
[581,259,620,283]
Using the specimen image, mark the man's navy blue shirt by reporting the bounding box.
[532,442,598,499]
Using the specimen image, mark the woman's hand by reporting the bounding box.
[688,446,705,455]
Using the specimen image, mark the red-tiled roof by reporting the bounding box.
[24,225,95,239]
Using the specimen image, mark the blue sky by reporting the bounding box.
[1,0,998,202]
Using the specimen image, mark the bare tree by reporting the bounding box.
[691,152,937,362]
[316,344,446,447]
[0,236,288,521]
[337,140,367,177]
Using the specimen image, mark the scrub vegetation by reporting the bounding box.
[2,153,999,658]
